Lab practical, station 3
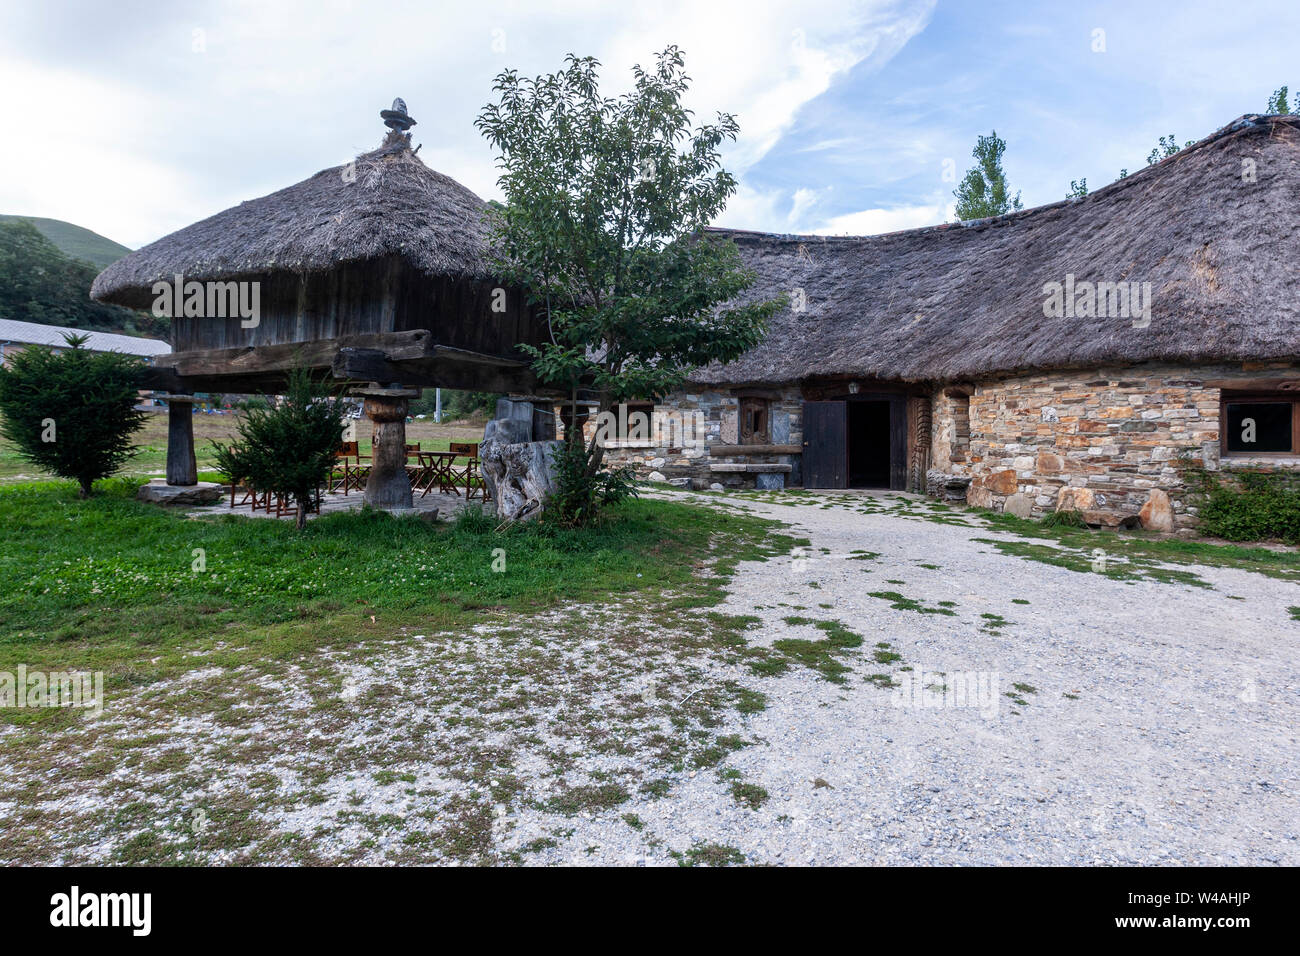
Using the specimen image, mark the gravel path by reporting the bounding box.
[609,489,1299,865]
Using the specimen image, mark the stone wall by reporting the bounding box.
[933,362,1300,528]
[568,388,805,489]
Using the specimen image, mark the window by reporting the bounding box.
[615,402,654,441]
[1223,395,1300,455]
[739,397,770,445]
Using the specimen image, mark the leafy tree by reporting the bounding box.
[1066,178,1088,199]
[1266,85,1292,114]
[952,131,1023,220]
[0,333,146,496]
[476,47,782,523]
[408,388,499,420]
[213,367,345,529]
[0,219,165,336]
[1146,134,1192,165]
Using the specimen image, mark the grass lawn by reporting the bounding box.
[0,479,800,865]
[0,479,791,728]
[0,410,489,482]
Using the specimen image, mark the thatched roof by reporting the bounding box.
[692,114,1300,387]
[92,132,493,310]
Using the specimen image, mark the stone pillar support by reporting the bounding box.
[353,386,419,511]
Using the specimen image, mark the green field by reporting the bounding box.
[0,410,488,483]
[0,479,787,727]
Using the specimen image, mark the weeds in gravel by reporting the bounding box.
[867,590,958,616]
[676,841,746,867]
[972,537,1212,589]
[980,613,1011,635]
[770,618,865,683]
[979,511,1300,583]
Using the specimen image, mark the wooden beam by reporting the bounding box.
[331,347,542,394]
[149,331,557,395]
[154,330,437,378]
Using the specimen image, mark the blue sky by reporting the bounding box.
[0,0,1295,247]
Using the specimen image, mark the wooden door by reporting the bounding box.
[802,401,847,488]
[889,397,907,491]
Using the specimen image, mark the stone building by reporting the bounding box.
[600,114,1300,529]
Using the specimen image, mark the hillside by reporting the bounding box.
[0,215,131,268]
[0,218,163,337]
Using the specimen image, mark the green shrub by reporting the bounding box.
[212,368,345,529]
[408,389,499,420]
[1185,468,1300,544]
[0,333,145,496]
[549,438,639,526]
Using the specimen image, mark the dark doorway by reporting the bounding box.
[802,396,908,490]
[848,400,891,487]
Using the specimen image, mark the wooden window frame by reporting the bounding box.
[738,396,771,445]
[1220,392,1300,458]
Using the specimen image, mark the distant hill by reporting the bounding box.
[0,217,163,338]
[0,215,132,268]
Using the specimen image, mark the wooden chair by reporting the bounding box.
[329,441,358,494]
[448,441,488,502]
[340,441,373,496]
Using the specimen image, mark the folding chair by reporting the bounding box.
[448,441,488,502]
[329,441,358,494]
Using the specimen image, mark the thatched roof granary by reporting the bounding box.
[691,114,1300,388]
[92,103,547,396]
[92,100,556,507]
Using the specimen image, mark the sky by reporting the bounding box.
[0,0,1295,249]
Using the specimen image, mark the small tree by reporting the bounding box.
[213,367,344,529]
[1066,178,1088,199]
[953,131,1023,220]
[476,47,783,523]
[0,333,145,497]
[1146,133,1192,165]
[1266,85,1291,114]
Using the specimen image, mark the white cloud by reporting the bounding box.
[787,187,821,226]
[811,199,951,236]
[0,0,936,247]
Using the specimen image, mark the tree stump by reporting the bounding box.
[355,386,418,511]
[480,439,561,521]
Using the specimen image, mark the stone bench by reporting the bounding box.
[707,463,793,473]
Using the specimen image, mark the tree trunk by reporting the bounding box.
[296,501,307,530]
[79,478,93,499]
